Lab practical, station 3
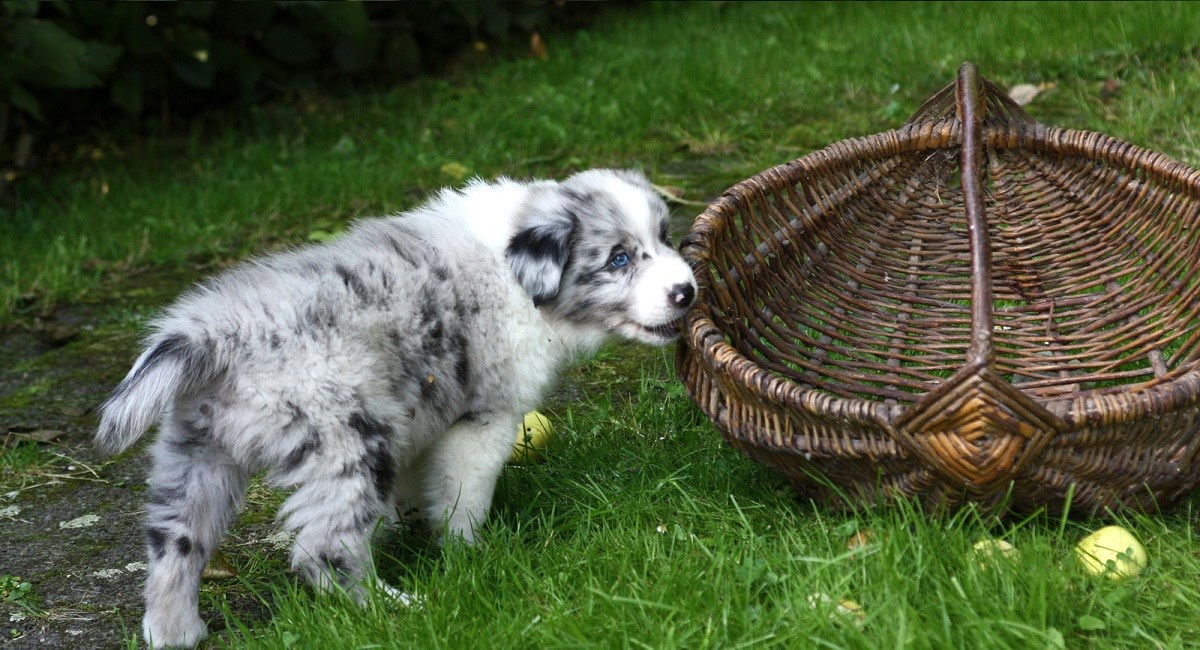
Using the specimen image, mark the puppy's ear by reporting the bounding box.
[506,196,576,306]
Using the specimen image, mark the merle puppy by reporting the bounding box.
[96,169,697,647]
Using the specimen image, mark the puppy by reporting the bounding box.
[96,169,697,647]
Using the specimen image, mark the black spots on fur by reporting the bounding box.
[508,224,571,265]
[455,411,491,427]
[424,315,445,353]
[451,332,470,388]
[318,553,350,579]
[176,535,193,556]
[349,410,391,442]
[147,527,169,560]
[561,188,596,219]
[349,506,379,534]
[347,408,394,502]
[576,268,608,288]
[433,266,451,283]
[285,401,307,425]
[283,426,322,472]
[108,334,193,402]
[149,482,185,506]
[382,234,418,267]
[168,418,210,455]
[335,264,376,305]
[506,211,576,306]
[303,303,338,330]
[365,446,395,503]
[146,334,191,367]
[658,218,671,245]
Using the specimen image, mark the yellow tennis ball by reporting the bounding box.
[509,411,552,464]
[972,539,1018,570]
[1074,525,1147,580]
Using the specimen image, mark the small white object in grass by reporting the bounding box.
[1009,83,1042,106]
[125,562,147,573]
[1074,525,1147,580]
[58,514,100,529]
[0,505,19,517]
[380,583,425,609]
[263,530,296,551]
[10,611,26,622]
[807,592,866,627]
[972,539,1018,568]
[834,599,866,627]
[93,568,125,579]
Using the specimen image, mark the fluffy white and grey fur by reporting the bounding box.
[95,169,697,648]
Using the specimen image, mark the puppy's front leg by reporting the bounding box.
[420,413,520,543]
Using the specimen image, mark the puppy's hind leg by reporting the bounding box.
[278,410,395,599]
[143,412,248,648]
[420,413,520,544]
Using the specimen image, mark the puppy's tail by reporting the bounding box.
[96,333,216,455]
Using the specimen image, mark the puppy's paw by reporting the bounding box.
[144,609,207,649]
[379,582,425,609]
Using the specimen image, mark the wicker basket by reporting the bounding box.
[677,63,1200,517]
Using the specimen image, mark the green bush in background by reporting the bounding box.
[0,0,588,196]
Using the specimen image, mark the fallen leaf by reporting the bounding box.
[530,32,548,60]
[1101,78,1120,101]
[59,514,100,529]
[440,162,470,180]
[1008,83,1041,106]
[202,548,238,581]
[846,529,875,551]
[9,429,65,444]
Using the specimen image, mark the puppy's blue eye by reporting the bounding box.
[608,252,630,269]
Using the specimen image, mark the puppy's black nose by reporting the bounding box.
[669,282,696,308]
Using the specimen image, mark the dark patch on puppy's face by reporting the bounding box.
[506,192,577,305]
[532,170,696,344]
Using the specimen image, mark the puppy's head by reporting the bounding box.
[506,169,697,345]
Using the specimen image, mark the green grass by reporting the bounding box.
[6,1,1200,648]
[191,350,1199,649]
[7,2,1200,318]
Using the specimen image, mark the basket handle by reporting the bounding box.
[905,63,1036,128]
[957,62,995,367]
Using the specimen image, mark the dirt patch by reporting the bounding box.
[0,267,279,648]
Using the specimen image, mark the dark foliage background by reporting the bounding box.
[0,0,598,198]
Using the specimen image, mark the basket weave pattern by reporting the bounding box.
[677,64,1200,516]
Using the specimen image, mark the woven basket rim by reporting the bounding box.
[681,117,1200,429]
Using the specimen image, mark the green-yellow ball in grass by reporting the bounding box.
[509,411,552,464]
[1074,525,1148,580]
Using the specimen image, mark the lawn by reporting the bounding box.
[4,2,1200,648]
